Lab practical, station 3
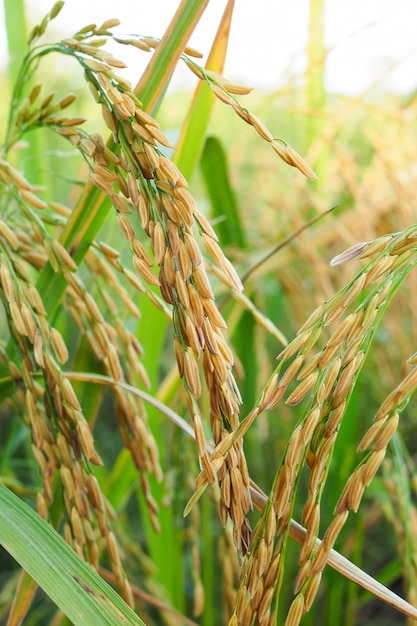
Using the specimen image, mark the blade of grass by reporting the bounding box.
[0,483,146,626]
[3,0,47,186]
[306,0,326,177]
[173,0,236,181]
[3,0,26,87]
[6,569,38,626]
[134,296,185,610]
[200,136,245,248]
[136,0,211,114]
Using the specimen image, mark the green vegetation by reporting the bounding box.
[1,2,417,625]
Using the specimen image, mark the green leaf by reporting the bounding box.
[173,0,235,181]
[200,135,246,249]
[0,483,146,626]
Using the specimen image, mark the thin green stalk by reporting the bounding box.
[3,0,48,185]
[306,0,326,178]
[136,0,210,113]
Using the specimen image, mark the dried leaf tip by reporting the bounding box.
[330,242,369,267]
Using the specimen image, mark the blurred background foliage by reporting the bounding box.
[1,1,417,625]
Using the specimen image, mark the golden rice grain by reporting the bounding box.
[248,112,273,142]
[299,505,320,564]
[286,425,304,468]
[61,377,81,410]
[184,315,203,358]
[84,292,104,324]
[209,81,235,105]
[259,373,279,411]
[132,256,160,286]
[285,594,305,626]
[193,209,218,240]
[70,506,86,547]
[356,419,385,452]
[50,240,77,270]
[10,301,27,335]
[397,366,417,396]
[364,255,394,287]
[158,156,186,186]
[36,492,49,521]
[263,550,281,591]
[342,273,368,308]
[117,213,135,243]
[187,283,205,326]
[55,434,72,470]
[135,194,149,230]
[106,344,122,380]
[256,538,270,577]
[86,473,104,512]
[184,350,201,398]
[60,465,76,497]
[209,350,229,384]
[162,194,182,226]
[106,530,122,573]
[327,312,359,349]
[0,264,14,301]
[193,413,206,456]
[273,479,292,520]
[77,418,98,465]
[145,124,173,148]
[174,272,189,308]
[321,511,349,554]
[132,237,153,267]
[364,448,387,485]
[177,240,193,281]
[162,248,176,287]
[4,163,32,189]
[202,297,227,328]
[334,473,360,515]
[373,412,399,450]
[56,125,81,137]
[50,327,69,363]
[20,303,37,341]
[192,265,213,299]
[152,221,166,265]
[322,402,345,439]
[131,121,155,145]
[249,578,264,616]
[63,521,74,548]
[278,332,311,362]
[303,572,322,611]
[184,232,203,266]
[294,559,312,594]
[332,352,364,407]
[167,220,180,255]
[0,220,19,249]
[391,248,415,269]
[286,372,318,406]
[257,586,274,624]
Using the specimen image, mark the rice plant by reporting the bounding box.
[1,2,417,625]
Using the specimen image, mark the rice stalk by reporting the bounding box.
[223,227,417,624]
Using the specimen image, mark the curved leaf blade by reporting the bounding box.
[0,484,146,626]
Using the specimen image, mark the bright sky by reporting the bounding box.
[2,0,417,96]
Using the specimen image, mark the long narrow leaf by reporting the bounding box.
[0,483,146,626]
[173,0,235,180]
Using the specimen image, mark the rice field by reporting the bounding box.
[1,2,417,625]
